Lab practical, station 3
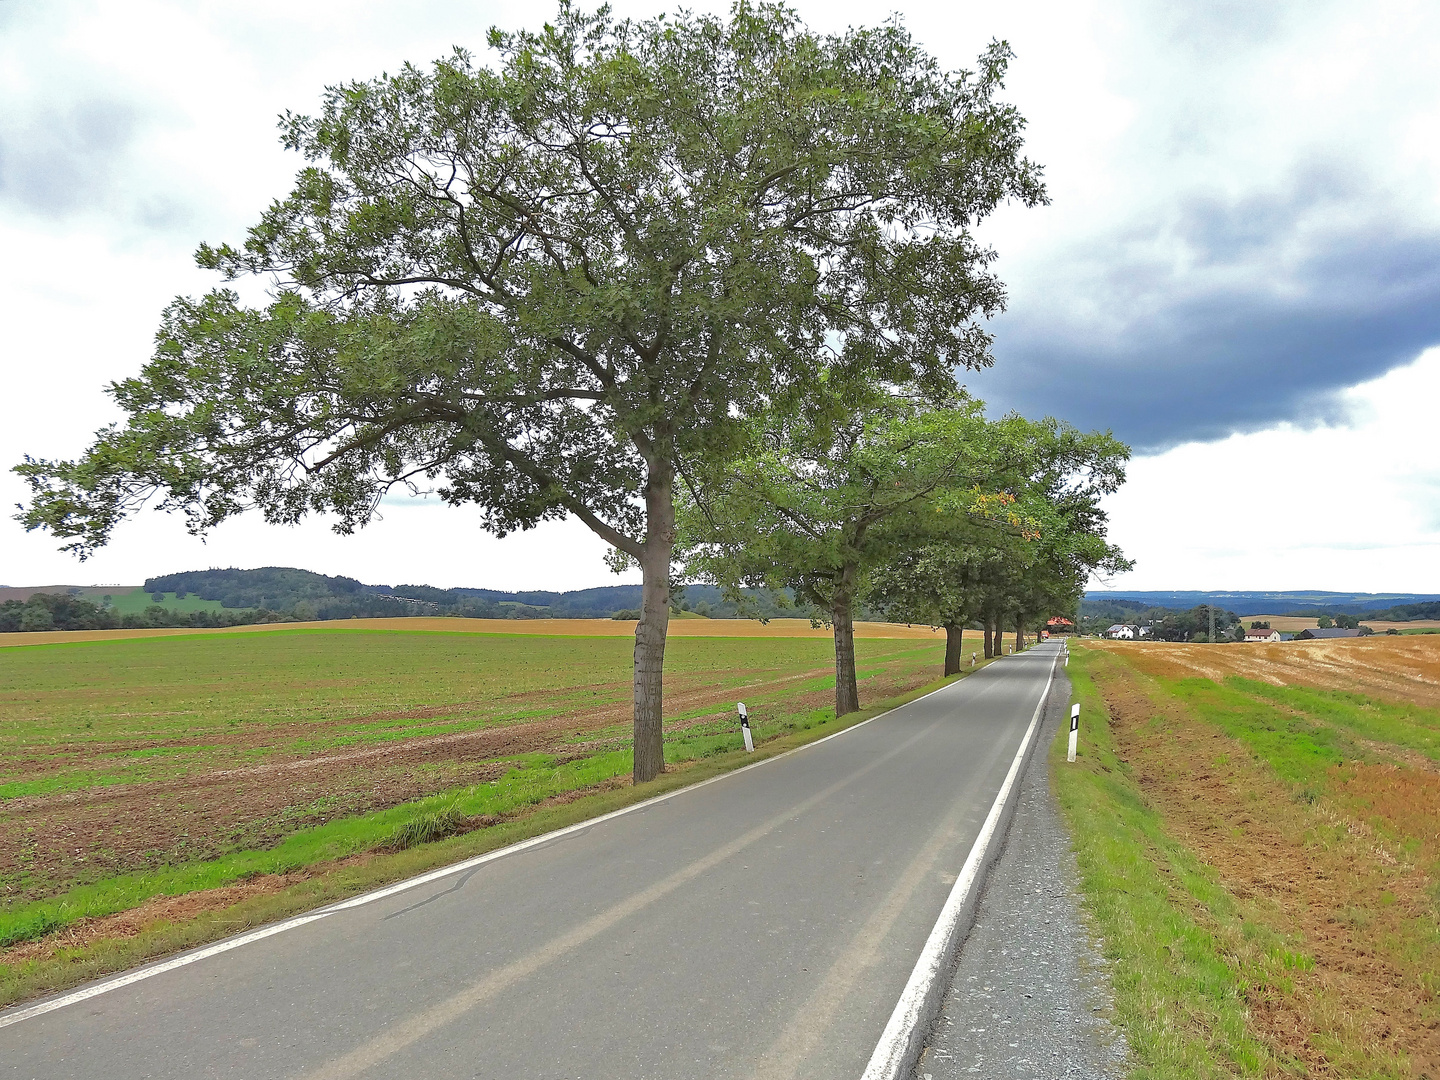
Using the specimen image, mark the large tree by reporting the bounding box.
[865,540,987,674]
[678,391,1020,717]
[15,3,1044,782]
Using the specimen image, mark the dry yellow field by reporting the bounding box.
[1070,633,1440,1074]
[1240,613,1440,633]
[1088,632,1440,708]
[0,615,946,649]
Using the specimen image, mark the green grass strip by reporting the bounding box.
[1053,649,1286,1078]
[1160,677,1358,788]
[1222,679,1440,763]
[0,751,631,948]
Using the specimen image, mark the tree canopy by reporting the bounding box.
[864,415,1130,668]
[15,2,1045,781]
[679,390,1046,716]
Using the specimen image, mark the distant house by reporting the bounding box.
[1138,625,1153,637]
[1045,616,1074,635]
[1105,624,1137,639]
[1244,627,1282,642]
[1295,627,1367,640]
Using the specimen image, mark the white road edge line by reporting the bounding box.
[0,914,330,1030]
[860,651,1058,1080]
[0,662,991,1030]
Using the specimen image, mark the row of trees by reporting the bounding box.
[14,4,1124,782]
[678,389,1128,716]
[1145,605,1240,642]
[0,592,285,633]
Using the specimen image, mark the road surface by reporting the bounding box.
[3,644,1060,1080]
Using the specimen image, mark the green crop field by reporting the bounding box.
[0,626,953,984]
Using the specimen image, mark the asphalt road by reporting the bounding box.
[3,643,1060,1080]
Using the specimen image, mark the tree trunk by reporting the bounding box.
[632,467,676,784]
[983,612,995,659]
[944,623,964,676]
[832,570,860,718]
[1014,618,1024,654]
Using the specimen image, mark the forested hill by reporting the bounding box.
[143,568,800,621]
[1084,590,1440,619]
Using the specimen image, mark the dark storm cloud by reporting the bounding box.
[973,176,1440,451]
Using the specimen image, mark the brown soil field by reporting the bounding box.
[0,616,944,649]
[0,632,948,909]
[1088,633,1440,708]
[5,668,787,897]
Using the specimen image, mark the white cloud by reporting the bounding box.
[1100,346,1440,592]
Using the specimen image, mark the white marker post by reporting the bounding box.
[737,702,754,753]
[1067,703,1080,762]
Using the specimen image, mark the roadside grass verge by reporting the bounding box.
[0,666,977,1009]
[1053,648,1285,1078]
[1058,645,1440,1079]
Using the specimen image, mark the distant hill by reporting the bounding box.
[13,577,1437,627]
[1083,590,1440,619]
[141,567,806,622]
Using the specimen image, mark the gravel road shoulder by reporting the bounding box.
[916,665,1130,1080]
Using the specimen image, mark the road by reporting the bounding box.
[3,644,1060,1080]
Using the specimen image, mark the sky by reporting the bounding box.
[1,0,1438,593]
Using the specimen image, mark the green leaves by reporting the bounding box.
[16,1,1045,579]
[677,389,1000,611]
[868,416,1133,630]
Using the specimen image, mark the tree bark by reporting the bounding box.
[983,611,995,659]
[1014,618,1024,654]
[632,466,675,784]
[944,623,965,676]
[832,570,860,718]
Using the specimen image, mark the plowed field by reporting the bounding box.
[0,615,941,649]
[0,626,950,922]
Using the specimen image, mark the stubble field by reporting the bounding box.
[1059,635,1440,1078]
[0,621,956,1000]
[1233,614,1440,634]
